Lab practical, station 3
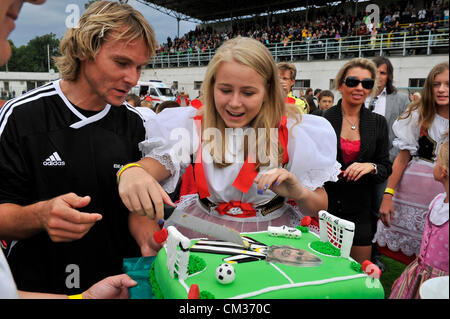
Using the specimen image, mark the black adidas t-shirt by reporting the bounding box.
[0,80,145,294]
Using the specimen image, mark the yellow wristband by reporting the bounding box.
[68,294,83,299]
[384,187,395,196]
[116,163,142,184]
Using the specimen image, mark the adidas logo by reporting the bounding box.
[43,152,65,166]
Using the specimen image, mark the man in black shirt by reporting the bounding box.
[0,1,160,294]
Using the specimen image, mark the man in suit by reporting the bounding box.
[365,56,410,271]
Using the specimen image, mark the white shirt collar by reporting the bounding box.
[376,87,387,98]
[430,193,449,225]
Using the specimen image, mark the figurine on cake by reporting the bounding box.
[116,36,341,241]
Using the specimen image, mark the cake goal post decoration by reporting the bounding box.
[318,210,355,258]
[166,226,191,281]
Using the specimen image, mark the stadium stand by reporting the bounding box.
[137,0,449,68]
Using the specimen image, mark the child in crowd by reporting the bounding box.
[116,36,341,237]
[125,93,141,107]
[155,100,180,113]
[311,90,334,116]
[389,140,449,299]
[318,90,334,111]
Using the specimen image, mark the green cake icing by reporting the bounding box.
[151,230,384,299]
[199,291,215,299]
[350,261,364,273]
[310,240,341,256]
[296,225,309,233]
[149,254,208,299]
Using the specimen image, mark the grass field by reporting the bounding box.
[379,256,408,298]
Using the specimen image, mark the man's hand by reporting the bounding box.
[82,274,137,299]
[129,213,164,257]
[40,193,102,242]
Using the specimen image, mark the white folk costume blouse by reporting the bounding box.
[139,106,341,236]
[392,110,449,165]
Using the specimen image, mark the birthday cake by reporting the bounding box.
[149,211,385,299]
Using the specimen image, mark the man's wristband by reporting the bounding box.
[384,187,395,196]
[68,294,83,299]
[116,163,143,184]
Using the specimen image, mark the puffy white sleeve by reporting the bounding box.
[392,110,420,154]
[135,107,156,121]
[286,114,341,190]
[139,106,199,193]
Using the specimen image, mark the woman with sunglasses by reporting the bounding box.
[323,58,392,264]
[374,62,449,260]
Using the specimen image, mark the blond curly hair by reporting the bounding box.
[55,1,157,81]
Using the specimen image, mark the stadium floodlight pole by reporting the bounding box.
[47,44,50,72]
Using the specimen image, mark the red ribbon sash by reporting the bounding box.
[216,201,257,218]
[193,115,210,198]
[193,115,289,199]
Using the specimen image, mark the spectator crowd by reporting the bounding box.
[156,0,449,56]
[0,0,448,302]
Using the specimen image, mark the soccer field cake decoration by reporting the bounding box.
[149,211,384,299]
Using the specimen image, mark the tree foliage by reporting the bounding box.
[84,0,100,9]
[0,33,60,72]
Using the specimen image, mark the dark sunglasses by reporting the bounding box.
[344,76,375,90]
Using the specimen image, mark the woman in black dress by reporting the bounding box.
[323,58,392,264]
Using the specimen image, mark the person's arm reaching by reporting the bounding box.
[17,274,137,299]
[254,168,328,217]
[379,149,410,227]
[118,157,175,221]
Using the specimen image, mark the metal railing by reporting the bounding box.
[149,28,449,68]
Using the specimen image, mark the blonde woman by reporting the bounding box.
[117,36,341,237]
[323,58,392,263]
[374,62,449,259]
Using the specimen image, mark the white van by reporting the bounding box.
[130,80,175,107]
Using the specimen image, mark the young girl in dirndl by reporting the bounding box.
[117,36,341,237]
[389,140,449,299]
[374,62,449,258]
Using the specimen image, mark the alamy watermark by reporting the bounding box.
[365,262,382,289]
[65,263,80,289]
[65,4,80,29]
[366,4,380,26]
[167,120,280,167]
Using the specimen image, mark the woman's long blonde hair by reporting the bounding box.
[198,36,301,169]
[438,139,449,174]
[55,1,157,81]
[399,61,449,129]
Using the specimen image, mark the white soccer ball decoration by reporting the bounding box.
[215,263,235,284]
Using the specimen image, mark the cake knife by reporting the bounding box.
[163,204,250,248]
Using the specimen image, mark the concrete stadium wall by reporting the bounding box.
[1,54,448,100]
[142,54,449,99]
